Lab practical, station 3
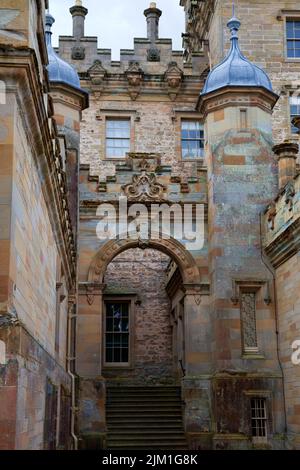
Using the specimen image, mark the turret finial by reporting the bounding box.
[227,5,241,41]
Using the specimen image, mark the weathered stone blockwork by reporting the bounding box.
[182,0,300,148]
[0,0,86,450]
[104,248,173,385]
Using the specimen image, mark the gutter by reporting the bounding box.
[67,301,79,450]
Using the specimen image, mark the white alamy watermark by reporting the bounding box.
[291,340,300,366]
[96,197,205,250]
[0,80,6,104]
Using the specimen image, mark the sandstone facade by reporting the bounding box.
[0,0,300,452]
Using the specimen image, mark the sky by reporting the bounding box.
[49,0,185,60]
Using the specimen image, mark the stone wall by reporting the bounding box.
[0,325,71,450]
[103,248,174,385]
[276,253,300,449]
[10,107,68,362]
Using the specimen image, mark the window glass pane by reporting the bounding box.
[106,318,113,331]
[106,119,130,158]
[106,348,113,362]
[105,303,130,363]
[286,21,294,36]
[121,349,129,362]
[181,120,204,160]
[106,333,113,346]
[121,319,129,332]
[290,95,300,133]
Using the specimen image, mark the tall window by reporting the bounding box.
[290,95,300,133]
[240,291,258,354]
[286,20,300,58]
[251,398,268,439]
[181,120,204,159]
[106,118,130,158]
[105,302,130,364]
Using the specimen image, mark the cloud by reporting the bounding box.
[49,0,184,59]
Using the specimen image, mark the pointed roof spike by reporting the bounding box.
[45,12,81,90]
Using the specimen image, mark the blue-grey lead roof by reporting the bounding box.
[201,16,273,95]
[45,13,81,90]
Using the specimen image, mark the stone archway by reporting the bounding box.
[88,234,201,286]
[77,235,203,381]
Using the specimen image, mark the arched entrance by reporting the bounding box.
[80,235,201,382]
[77,237,206,449]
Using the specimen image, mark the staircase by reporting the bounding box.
[106,386,188,450]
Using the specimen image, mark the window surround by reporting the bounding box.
[102,295,136,370]
[231,279,271,359]
[97,109,138,161]
[243,390,273,443]
[277,10,300,62]
[173,111,205,162]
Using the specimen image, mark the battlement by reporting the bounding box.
[55,2,206,76]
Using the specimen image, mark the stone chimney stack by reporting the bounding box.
[273,141,299,190]
[70,0,88,40]
[144,2,162,43]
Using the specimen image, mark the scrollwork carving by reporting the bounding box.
[122,170,166,202]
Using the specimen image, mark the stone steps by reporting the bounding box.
[106,386,187,450]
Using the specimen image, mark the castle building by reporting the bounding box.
[0,0,299,451]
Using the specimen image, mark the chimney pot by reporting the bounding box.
[70,1,88,40]
[144,3,162,43]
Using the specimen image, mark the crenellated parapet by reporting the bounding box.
[55,1,207,93]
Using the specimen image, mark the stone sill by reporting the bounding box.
[242,354,265,360]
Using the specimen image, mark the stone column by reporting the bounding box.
[70,1,88,40]
[181,285,212,448]
[77,282,107,448]
[144,2,162,43]
[273,141,298,190]
[77,282,106,377]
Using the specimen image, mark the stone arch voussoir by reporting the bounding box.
[88,234,201,286]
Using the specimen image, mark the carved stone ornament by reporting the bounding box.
[147,47,160,62]
[122,170,166,202]
[72,45,85,60]
[285,180,295,211]
[84,283,106,305]
[267,203,277,230]
[88,60,107,90]
[164,62,183,101]
[125,62,144,100]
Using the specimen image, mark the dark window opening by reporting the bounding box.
[251,397,267,438]
[105,302,129,364]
